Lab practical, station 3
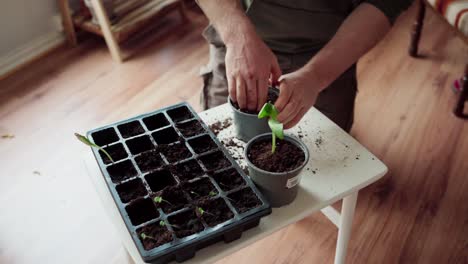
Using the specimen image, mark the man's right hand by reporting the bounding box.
[224,26,281,112]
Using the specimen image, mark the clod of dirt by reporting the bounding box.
[1,134,15,139]
[209,118,232,136]
[315,136,323,148]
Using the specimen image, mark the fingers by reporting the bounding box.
[236,76,247,109]
[277,99,299,123]
[228,76,237,102]
[274,81,293,112]
[246,76,258,111]
[270,58,282,86]
[284,107,308,129]
[257,78,268,111]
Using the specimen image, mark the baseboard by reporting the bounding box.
[0,31,66,79]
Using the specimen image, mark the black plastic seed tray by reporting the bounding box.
[87,102,272,263]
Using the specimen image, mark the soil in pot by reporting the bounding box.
[167,209,204,238]
[188,135,217,154]
[155,185,189,214]
[212,168,245,191]
[197,198,234,227]
[185,177,217,200]
[137,222,173,250]
[167,106,193,122]
[172,159,204,181]
[117,121,145,138]
[92,127,119,146]
[227,188,261,214]
[143,113,169,131]
[199,151,231,171]
[135,150,164,173]
[152,127,180,145]
[116,178,148,203]
[159,143,192,163]
[248,139,305,173]
[126,135,154,155]
[232,88,279,114]
[176,120,205,137]
[107,159,138,183]
[126,198,159,225]
[145,169,177,192]
[100,143,128,164]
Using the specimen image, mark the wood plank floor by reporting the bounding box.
[0,4,467,264]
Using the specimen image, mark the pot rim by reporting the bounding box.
[244,133,310,175]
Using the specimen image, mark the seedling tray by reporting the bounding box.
[86,103,272,263]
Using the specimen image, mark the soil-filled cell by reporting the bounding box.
[152,127,179,145]
[154,186,188,214]
[227,188,262,214]
[199,151,231,171]
[188,135,217,154]
[173,159,204,181]
[167,106,193,123]
[143,113,169,131]
[135,150,164,173]
[107,159,138,183]
[126,135,154,155]
[100,143,128,164]
[145,169,176,192]
[212,168,246,191]
[91,127,119,146]
[197,198,234,227]
[118,121,145,138]
[176,120,205,137]
[125,198,159,226]
[185,177,217,200]
[116,178,147,203]
[168,210,204,238]
[137,222,173,250]
[159,143,192,163]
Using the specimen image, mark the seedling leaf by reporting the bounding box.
[197,207,205,215]
[159,220,166,227]
[74,133,114,162]
[257,103,284,153]
[209,191,217,197]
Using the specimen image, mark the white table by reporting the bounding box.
[84,104,387,264]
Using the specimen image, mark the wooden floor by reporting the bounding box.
[0,4,467,264]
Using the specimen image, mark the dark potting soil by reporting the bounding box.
[209,118,232,136]
[126,135,154,155]
[197,198,234,227]
[145,169,176,192]
[199,151,231,171]
[126,198,159,225]
[176,120,205,137]
[185,177,217,200]
[152,127,180,145]
[155,186,189,214]
[188,135,217,154]
[248,139,305,173]
[117,121,145,138]
[167,106,193,122]
[116,178,148,203]
[168,210,204,239]
[107,159,138,183]
[228,188,261,214]
[100,143,128,164]
[159,143,192,163]
[172,160,204,181]
[137,222,173,250]
[92,127,119,146]
[231,88,279,114]
[212,168,245,191]
[143,113,169,131]
[135,150,164,173]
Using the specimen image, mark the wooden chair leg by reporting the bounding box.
[454,65,468,118]
[409,0,426,57]
[58,0,78,46]
[90,0,124,62]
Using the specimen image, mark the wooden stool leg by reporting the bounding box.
[409,0,426,57]
[454,65,468,118]
[58,0,78,46]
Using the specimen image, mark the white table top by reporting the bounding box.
[84,104,387,264]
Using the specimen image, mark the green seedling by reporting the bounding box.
[258,103,284,153]
[197,207,215,217]
[74,133,114,162]
[159,220,181,229]
[140,233,156,241]
[209,191,217,197]
[154,196,173,206]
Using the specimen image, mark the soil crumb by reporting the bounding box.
[209,118,232,136]
[315,136,323,148]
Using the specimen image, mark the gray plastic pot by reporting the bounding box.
[229,88,279,142]
[245,133,310,208]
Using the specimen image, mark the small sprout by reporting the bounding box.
[74,133,114,162]
[159,220,180,229]
[159,220,166,227]
[140,232,156,240]
[154,196,173,206]
[209,191,217,197]
[197,207,205,215]
[258,103,284,153]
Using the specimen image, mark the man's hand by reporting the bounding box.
[274,69,324,129]
[225,29,281,111]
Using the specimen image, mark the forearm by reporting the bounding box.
[196,0,256,46]
[300,3,392,90]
